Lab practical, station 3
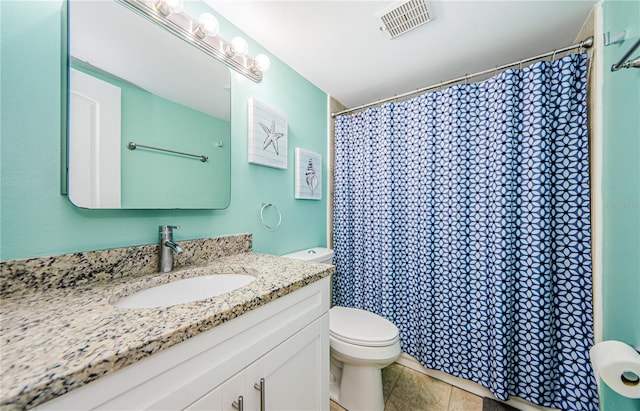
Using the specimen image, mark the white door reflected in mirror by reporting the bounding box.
[69,69,122,209]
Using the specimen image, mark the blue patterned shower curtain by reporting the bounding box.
[333,53,597,410]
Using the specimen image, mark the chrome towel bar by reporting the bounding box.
[611,38,640,72]
[127,141,208,162]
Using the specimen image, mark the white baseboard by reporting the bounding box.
[396,353,561,411]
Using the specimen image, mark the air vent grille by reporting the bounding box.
[375,0,432,39]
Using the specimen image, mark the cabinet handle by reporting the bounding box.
[231,395,244,411]
[254,378,265,411]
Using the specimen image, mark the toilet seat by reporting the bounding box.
[329,306,399,347]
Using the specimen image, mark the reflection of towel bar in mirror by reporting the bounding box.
[127,142,208,162]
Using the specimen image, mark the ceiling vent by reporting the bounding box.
[375,0,432,39]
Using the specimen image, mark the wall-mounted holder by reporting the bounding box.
[604,31,626,46]
[260,203,282,231]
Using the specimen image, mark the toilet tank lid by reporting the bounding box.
[282,247,334,262]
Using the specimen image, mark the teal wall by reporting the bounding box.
[601,1,640,410]
[120,84,231,209]
[1,1,328,260]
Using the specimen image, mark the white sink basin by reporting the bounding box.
[114,274,255,309]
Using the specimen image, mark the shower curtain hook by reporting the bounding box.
[519,59,523,70]
[552,49,558,62]
[440,81,444,92]
[464,74,469,85]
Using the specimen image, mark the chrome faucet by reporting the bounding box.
[159,225,183,273]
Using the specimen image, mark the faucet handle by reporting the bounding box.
[159,225,180,234]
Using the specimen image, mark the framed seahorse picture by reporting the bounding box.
[294,148,322,200]
[248,98,288,169]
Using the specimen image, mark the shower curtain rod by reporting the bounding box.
[331,36,594,118]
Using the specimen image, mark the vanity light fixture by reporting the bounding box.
[116,0,269,82]
[193,13,219,39]
[154,0,183,16]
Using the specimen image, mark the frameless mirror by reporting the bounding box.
[66,0,231,209]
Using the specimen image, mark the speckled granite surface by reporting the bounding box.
[0,236,334,410]
[0,234,252,298]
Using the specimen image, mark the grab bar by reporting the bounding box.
[127,142,208,162]
[611,38,640,71]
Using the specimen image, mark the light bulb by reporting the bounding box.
[166,0,183,13]
[229,37,248,57]
[194,13,219,38]
[254,54,271,72]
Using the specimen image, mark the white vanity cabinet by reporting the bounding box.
[186,315,327,411]
[36,277,330,411]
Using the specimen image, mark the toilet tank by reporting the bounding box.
[282,247,334,264]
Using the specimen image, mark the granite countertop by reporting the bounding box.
[0,252,334,410]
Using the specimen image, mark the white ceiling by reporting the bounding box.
[205,0,597,109]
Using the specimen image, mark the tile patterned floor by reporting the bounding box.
[330,363,483,411]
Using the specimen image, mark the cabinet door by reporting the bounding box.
[245,314,329,411]
[185,371,253,411]
[184,384,222,410]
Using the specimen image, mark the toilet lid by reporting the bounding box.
[329,306,399,347]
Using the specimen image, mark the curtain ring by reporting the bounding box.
[552,49,558,61]
[464,74,469,85]
[440,81,444,92]
[519,60,523,70]
[260,203,282,231]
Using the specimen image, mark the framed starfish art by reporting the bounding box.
[295,148,322,200]
[248,98,288,169]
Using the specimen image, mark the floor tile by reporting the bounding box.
[482,397,521,411]
[448,386,483,411]
[330,400,348,411]
[332,363,486,411]
[384,366,452,411]
[382,363,404,401]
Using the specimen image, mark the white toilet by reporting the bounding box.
[282,248,401,411]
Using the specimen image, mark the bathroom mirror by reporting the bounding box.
[66,0,231,209]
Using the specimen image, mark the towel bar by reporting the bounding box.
[127,141,208,162]
[611,38,640,72]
